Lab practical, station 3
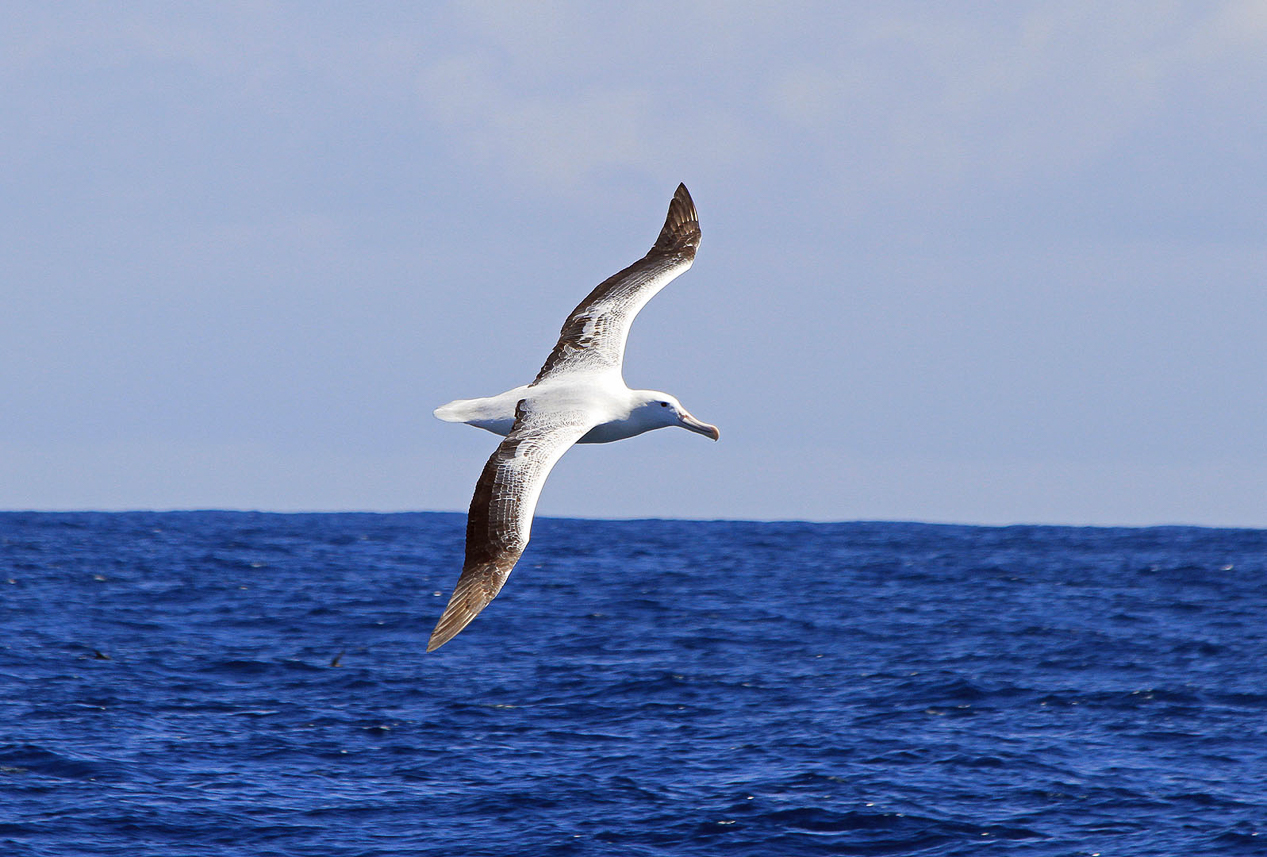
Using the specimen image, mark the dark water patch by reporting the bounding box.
[0,744,122,783]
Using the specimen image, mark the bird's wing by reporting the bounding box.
[531,183,700,385]
[427,400,595,651]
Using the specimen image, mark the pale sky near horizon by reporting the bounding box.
[3,2,1265,527]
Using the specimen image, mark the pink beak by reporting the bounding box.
[680,411,720,441]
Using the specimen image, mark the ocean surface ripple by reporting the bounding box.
[2,512,1265,856]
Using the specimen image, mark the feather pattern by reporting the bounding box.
[532,183,700,384]
[427,401,595,652]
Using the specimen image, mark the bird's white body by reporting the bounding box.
[435,377,709,444]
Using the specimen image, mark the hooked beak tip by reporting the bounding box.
[681,413,720,441]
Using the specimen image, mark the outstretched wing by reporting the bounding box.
[427,401,594,652]
[531,183,701,385]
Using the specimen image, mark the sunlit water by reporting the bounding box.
[2,512,1265,856]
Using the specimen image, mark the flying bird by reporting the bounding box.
[428,184,718,651]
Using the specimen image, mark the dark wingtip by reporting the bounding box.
[426,560,512,652]
[427,588,481,652]
[426,598,476,652]
[654,183,700,253]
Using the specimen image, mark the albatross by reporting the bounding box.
[428,184,718,651]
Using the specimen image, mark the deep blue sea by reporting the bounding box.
[2,513,1265,856]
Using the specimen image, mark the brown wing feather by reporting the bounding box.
[427,402,593,651]
[532,183,701,384]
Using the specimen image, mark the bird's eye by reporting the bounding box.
[660,402,669,407]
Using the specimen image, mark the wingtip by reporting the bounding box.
[425,559,514,652]
[426,593,480,653]
[426,604,472,652]
[654,183,700,253]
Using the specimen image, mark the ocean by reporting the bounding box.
[1,512,1264,856]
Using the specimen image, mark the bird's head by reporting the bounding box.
[637,391,720,440]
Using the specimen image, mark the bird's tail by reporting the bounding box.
[433,399,471,423]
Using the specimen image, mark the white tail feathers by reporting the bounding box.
[433,389,525,437]
[433,400,469,423]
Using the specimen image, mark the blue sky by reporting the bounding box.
[2,2,1265,526]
